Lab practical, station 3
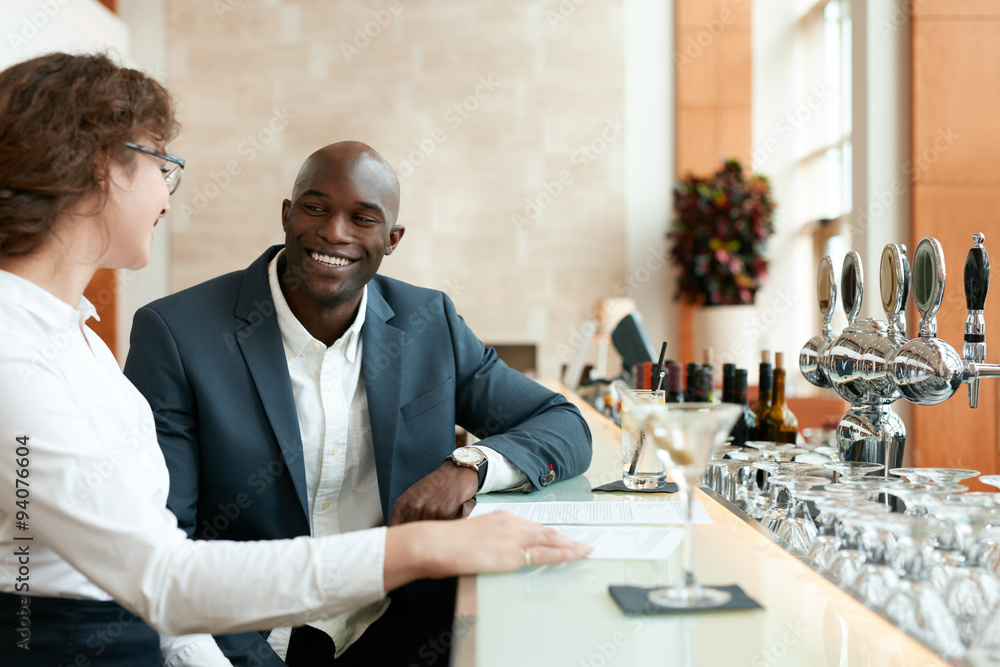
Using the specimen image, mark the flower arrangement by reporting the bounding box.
[668,159,776,306]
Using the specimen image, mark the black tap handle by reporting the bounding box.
[965,232,990,311]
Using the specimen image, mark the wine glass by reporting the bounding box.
[639,402,743,608]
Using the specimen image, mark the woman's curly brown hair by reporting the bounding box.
[0,52,179,257]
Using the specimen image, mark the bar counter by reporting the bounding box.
[451,382,952,667]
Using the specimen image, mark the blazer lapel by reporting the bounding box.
[362,279,404,519]
[234,247,311,520]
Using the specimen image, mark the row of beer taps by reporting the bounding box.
[799,233,997,467]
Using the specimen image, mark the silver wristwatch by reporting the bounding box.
[447,446,488,488]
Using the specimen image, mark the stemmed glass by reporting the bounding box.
[923,468,981,486]
[881,514,966,659]
[979,475,1000,490]
[639,402,743,608]
[754,462,823,532]
[823,461,885,483]
[773,476,828,555]
[883,482,967,517]
[889,468,938,484]
[728,450,765,511]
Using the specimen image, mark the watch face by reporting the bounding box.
[453,447,485,465]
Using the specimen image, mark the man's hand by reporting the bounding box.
[387,462,480,526]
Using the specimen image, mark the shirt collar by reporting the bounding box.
[0,269,99,329]
[267,250,367,362]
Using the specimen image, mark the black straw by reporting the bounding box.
[652,342,668,392]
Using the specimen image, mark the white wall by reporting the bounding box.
[624,0,675,359]
[751,0,813,394]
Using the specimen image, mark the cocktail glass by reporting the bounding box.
[881,513,966,659]
[638,402,743,608]
[883,483,967,517]
[889,468,939,484]
[823,461,885,483]
[923,468,981,486]
[979,475,1000,490]
[774,476,828,555]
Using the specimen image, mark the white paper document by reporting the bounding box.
[469,501,712,525]
[550,525,686,560]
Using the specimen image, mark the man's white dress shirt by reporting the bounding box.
[0,270,389,666]
[264,252,528,658]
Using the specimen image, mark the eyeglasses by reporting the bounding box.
[125,142,185,194]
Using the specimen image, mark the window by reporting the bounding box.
[796,0,852,329]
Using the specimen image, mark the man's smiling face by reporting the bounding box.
[280,143,403,311]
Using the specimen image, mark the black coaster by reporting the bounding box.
[608,585,763,614]
[592,480,679,494]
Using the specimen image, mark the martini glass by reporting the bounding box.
[883,482,967,517]
[889,468,938,484]
[823,461,885,483]
[773,476,828,555]
[924,468,981,486]
[979,475,1000,490]
[639,402,743,608]
[728,450,765,511]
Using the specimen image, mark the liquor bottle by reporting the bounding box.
[702,349,716,402]
[729,369,756,449]
[694,367,713,402]
[721,363,736,403]
[761,352,799,443]
[684,362,700,402]
[666,362,685,403]
[750,351,773,440]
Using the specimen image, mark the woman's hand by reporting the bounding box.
[384,512,592,590]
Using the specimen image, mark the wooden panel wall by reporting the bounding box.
[675,0,753,365]
[911,2,1000,477]
[84,269,118,357]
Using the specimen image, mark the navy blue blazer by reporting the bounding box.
[123,246,592,662]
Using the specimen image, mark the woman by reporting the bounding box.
[0,52,590,666]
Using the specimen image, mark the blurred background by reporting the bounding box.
[2,0,997,475]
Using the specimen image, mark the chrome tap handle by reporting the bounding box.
[842,251,863,325]
[818,255,837,336]
[964,233,989,407]
[880,244,909,334]
[912,238,947,338]
[800,255,838,388]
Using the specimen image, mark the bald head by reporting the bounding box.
[292,141,400,223]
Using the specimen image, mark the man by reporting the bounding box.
[124,142,592,666]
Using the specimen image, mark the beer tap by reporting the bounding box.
[964,233,990,407]
[892,234,1000,407]
[799,255,837,388]
[817,250,906,467]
